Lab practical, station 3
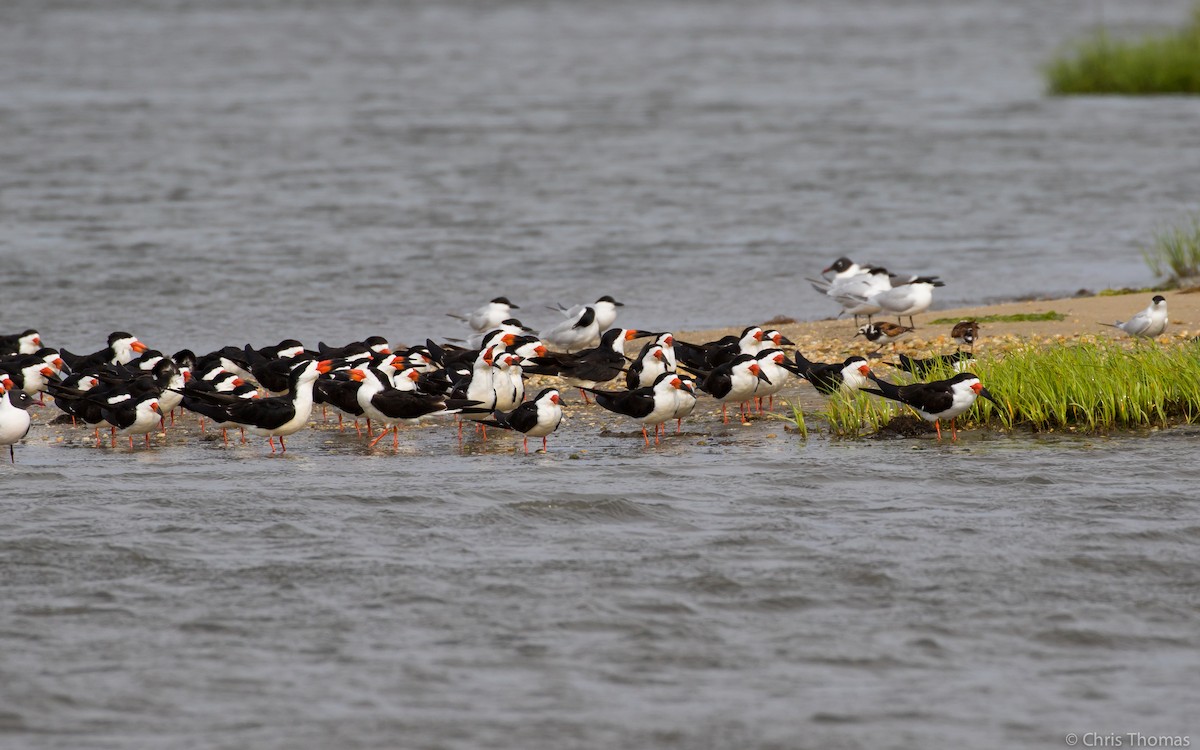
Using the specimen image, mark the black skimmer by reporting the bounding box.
[545,328,643,401]
[427,332,517,380]
[951,320,980,351]
[45,378,111,435]
[888,352,976,378]
[316,336,391,361]
[313,370,367,433]
[669,376,698,434]
[156,353,191,426]
[752,348,794,411]
[450,346,502,438]
[0,329,42,357]
[507,337,552,375]
[675,326,764,371]
[448,296,520,333]
[863,372,998,441]
[46,371,100,424]
[0,351,62,401]
[626,341,671,390]
[693,353,771,424]
[464,318,536,349]
[350,366,465,449]
[52,359,175,445]
[1101,295,1168,338]
[397,345,438,373]
[854,277,945,328]
[856,322,915,354]
[238,340,311,393]
[99,391,162,449]
[585,371,683,446]
[0,385,34,462]
[761,329,795,349]
[60,331,149,371]
[783,353,873,396]
[182,359,333,452]
[491,351,526,414]
[176,371,258,444]
[481,387,564,453]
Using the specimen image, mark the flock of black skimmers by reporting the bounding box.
[18,253,1170,461]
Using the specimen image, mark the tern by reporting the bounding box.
[1101,295,1168,338]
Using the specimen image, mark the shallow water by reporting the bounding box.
[3,1,1200,748]
[5,424,1200,748]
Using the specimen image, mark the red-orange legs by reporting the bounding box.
[368,427,399,449]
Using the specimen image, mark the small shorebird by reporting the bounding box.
[856,322,915,354]
[1101,295,1168,338]
[951,320,980,351]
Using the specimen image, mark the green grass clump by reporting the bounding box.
[1142,214,1200,284]
[1045,6,1200,95]
[971,341,1200,431]
[1097,287,1163,297]
[929,311,1065,325]
[772,399,809,438]
[822,391,900,438]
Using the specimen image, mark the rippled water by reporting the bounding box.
[3,1,1200,748]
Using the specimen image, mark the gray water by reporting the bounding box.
[2,1,1200,748]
